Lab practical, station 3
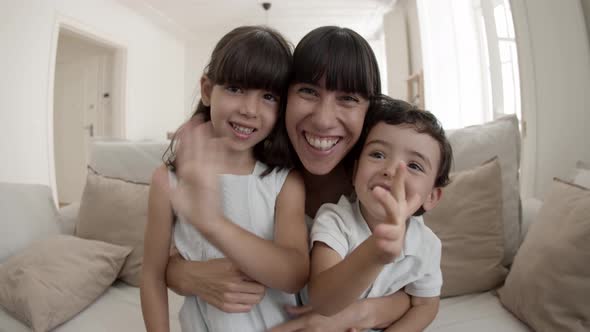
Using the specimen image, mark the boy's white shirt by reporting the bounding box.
[311,196,442,298]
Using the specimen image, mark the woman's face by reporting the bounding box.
[285,78,369,175]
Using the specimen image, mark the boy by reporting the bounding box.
[307,96,453,331]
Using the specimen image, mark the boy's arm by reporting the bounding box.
[140,166,174,332]
[307,237,390,316]
[384,296,439,332]
[192,170,309,293]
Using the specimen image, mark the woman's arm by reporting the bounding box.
[384,296,439,332]
[269,292,411,332]
[194,170,309,293]
[140,166,174,332]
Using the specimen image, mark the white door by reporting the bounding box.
[54,55,112,205]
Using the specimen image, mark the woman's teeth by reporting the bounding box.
[304,133,339,151]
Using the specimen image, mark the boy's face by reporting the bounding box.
[353,122,442,222]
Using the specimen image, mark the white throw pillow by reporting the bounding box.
[0,182,61,263]
[568,160,590,188]
[446,115,521,265]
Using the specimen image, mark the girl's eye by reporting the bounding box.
[226,86,243,94]
[408,162,425,173]
[368,151,385,159]
[263,93,279,102]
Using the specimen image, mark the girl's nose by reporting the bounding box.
[240,94,258,118]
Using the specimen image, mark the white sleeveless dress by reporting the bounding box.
[169,162,297,332]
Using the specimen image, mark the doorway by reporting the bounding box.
[53,28,125,206]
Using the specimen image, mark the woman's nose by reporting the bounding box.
[311,96,337,129]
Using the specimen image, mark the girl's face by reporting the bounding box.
[202,78,280,152]
[285,78,369,175]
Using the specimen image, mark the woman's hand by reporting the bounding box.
[268,305,362,332]
[166,252,265,313]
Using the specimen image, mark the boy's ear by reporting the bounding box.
[200,76,212,107]
[422,187,443,212]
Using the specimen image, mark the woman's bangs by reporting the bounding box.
[292,28,380,98]
[214,38,290,94]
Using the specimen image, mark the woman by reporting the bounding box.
[166,26,410,331]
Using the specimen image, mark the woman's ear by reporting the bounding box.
[422,187,442,212]
[200,76,212,107]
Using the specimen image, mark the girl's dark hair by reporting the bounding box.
[357,95,453,215]
[163,26,294,175]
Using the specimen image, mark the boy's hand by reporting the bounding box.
[371,162,421,264]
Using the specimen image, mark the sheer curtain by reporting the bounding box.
[417,0,490,129]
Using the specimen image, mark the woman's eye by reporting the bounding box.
[341,95,360,103]
[298,87,318,96]
[408,162,425,172]
[369,151,385,159]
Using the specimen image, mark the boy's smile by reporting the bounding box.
[353,122,442,225]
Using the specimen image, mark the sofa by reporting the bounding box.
[1,115,588,332]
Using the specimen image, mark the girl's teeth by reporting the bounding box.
[305,133,339,151]
[232,123,254,134]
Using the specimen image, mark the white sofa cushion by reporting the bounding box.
[0,182,61,263]
[446,115,521,265]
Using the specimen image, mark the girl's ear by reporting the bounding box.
[200,76,213,107]
[422,187,442,212]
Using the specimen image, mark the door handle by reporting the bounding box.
[84,124,94,137]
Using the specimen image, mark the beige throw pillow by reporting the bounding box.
[76,171,150,286]
[0,235,131,332]
[498,179,590,331]
[424,158,508,297]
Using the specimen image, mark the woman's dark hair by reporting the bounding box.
[292,26,381,99]
[272,26,383,173]
[163,26,294,174]
[356,95,453,216]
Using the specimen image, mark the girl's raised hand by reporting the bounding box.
[170,117,230,231]
[370,162,422,264]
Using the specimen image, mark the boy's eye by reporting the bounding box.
[408,162,425,172]
[368,151,385,159]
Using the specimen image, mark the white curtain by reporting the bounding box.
[416,0,489,129]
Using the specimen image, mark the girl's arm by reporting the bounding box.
[384,296,439,332]
[195,170,309,293]
[140,166,174,332]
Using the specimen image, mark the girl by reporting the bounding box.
[140,26,309,332]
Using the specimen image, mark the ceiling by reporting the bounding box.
[118,0,397,44]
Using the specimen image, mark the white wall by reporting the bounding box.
[512,0,590,198]
[0,0,186,189]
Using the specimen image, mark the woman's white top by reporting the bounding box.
[169,161,297,332]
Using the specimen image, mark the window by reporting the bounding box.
[477,0,521,120]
